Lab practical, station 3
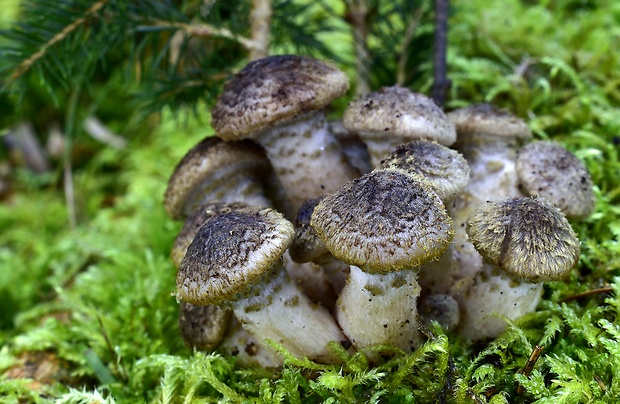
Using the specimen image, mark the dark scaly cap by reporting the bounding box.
[466,197,580,282]
[211,55,349,140]
[176,206,294,305]
[311,170,454,274]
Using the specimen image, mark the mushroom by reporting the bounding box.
[458,197,580,340]
[443,103,532,300]
[516,140,595,219]
[378,140,470,203]
[342,86,456,168]
[211,55,360,211]
[164,137,272,220]
[378,141,470,313]
[418,294,460,332]
[311,169,454,353]
[289,196,349,294]
[176,206,348,364]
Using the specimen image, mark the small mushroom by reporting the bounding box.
[289,196,349,294]
[177,206,348,364]
[329,119,373,175]
[458,197,580,340]
[164,137,272,220]
[418,294,460,332]
[342,86,456,168]
[379,140,470,203]
[443,103,532,300]
[311,169,454,353]
[516,140,595,219]
[211,55,359,211]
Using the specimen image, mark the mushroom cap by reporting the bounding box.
[178,302,232,352]
[379,140,470,200]
[176,207,295,305]
[310,170,454,274]
[516,141,595,219]
[171,201,251,268]
[164,137,269,220]
[466,197,580,282]
[342,86,456,145]
[289,196,330,263]
[448,103,532,140]
[211,55,349,140]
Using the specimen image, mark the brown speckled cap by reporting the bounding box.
[178,302,232,352]
[466,197,580,282]
[447,103,532,140]
[176,207,294,305]
[170,201,251,268]
[310,170,454,273]
[342,86,456,145]
[164,137,269,220]
[211,55,349,140]
[380,140,470,201]
[516,141,595,219]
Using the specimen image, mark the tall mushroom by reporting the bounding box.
[177,206,348,364]
[211,55,359,211]
[342,86,456,168]
[443,103,532,300]
[311,169,454,353]
[458,197,580,340]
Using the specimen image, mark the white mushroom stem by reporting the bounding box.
[446,139,526,298]
[336,266,422,353]
[233,261,347,364]
[360,135,406,169]
[457,263,542,340]
[219,316,282,368]
[257,111,359,211]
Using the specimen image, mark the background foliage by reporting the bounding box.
[0,0,619,402]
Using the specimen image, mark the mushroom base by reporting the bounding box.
[336,266,422,355]
[233,263,349,364]
[457,264,542,340]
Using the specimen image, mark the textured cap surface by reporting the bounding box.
[211,55,349,140]
[516,141,595,218]
[380,140,470,200]
[178,302,232,352]
[177,207,294,305]
[171,201,251,268]
[466,197,580,282]
[448,103,532,139]
[311,170,454,273]
[164,137,269,220]
[289,196,330,263]
[342,86,456,145]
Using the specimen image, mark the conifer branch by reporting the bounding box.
[10,0,110,80]
[150,20,257,52]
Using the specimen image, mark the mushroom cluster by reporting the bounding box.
[163,54,595,365]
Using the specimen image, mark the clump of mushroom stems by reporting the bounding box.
[163,56,595,364]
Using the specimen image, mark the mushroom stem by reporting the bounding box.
[232,261,347,364]
[458,264,542,340]
[257,111,359,211]
[336,266,422,353]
